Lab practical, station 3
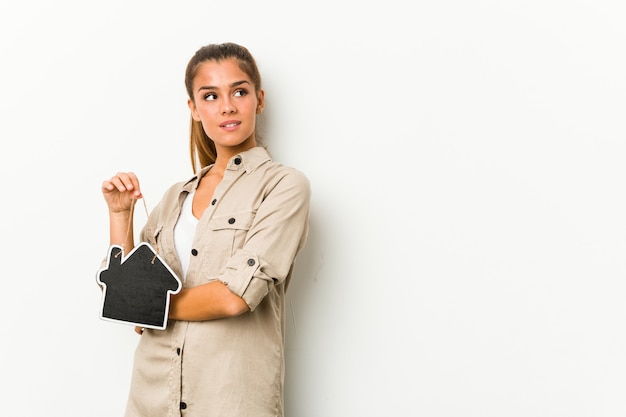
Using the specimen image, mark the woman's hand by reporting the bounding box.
[102,172,142,252]
[102,172,143,213]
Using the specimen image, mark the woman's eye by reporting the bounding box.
[234,89,248,97]
[203,93,217,101]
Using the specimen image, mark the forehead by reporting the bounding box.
[193,59,251,89]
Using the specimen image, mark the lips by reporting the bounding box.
[220,120,241,129]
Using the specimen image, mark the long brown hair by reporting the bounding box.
[184,42,263,172]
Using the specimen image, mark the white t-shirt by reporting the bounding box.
[174,192,199,281]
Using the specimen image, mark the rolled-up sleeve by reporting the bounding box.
[220,170,311,310]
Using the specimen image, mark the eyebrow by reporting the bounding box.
[196,80,251,93]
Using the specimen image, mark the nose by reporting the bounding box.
[221,98,236,115]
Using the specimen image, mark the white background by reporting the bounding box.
[1,1,625,416]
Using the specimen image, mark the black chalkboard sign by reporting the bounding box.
[96,243,182,330]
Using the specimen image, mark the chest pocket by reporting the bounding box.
[208,211,256,255]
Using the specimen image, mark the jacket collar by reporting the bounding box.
[181,146,272,192]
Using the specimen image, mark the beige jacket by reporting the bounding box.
[124,146,310,417]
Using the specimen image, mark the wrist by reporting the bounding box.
[109,209,132,219]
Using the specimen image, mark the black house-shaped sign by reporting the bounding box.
[96,243,182,330]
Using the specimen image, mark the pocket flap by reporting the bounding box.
[208,211,255,231]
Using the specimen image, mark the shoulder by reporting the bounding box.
[262,161,310,195]
[243,147,310,193]
[152,175,196,214]
[161,179,191,200]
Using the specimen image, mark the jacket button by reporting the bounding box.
[211,198,217,205]
[228,218,235,224]
[234,157,242,165]
[247,259,255,266]
[176,347,181,355]
[180,402,187,409]
[191,249,198,256]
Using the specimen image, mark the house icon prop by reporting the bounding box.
[96,243,182,330]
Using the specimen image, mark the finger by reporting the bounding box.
[105,172,142,198]
[101,179,116,192]
[123,172,143,198]
[117,172,142,198]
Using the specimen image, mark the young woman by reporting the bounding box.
[101,42,311,417]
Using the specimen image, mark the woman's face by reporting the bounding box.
[188,59,264,154]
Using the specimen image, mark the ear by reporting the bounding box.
[256,90,265,114]
[188,99,201,121]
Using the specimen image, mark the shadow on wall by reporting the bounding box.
[284,208,326,415]
[286,209,326,342]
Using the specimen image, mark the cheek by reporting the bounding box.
[195,105,217,122]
